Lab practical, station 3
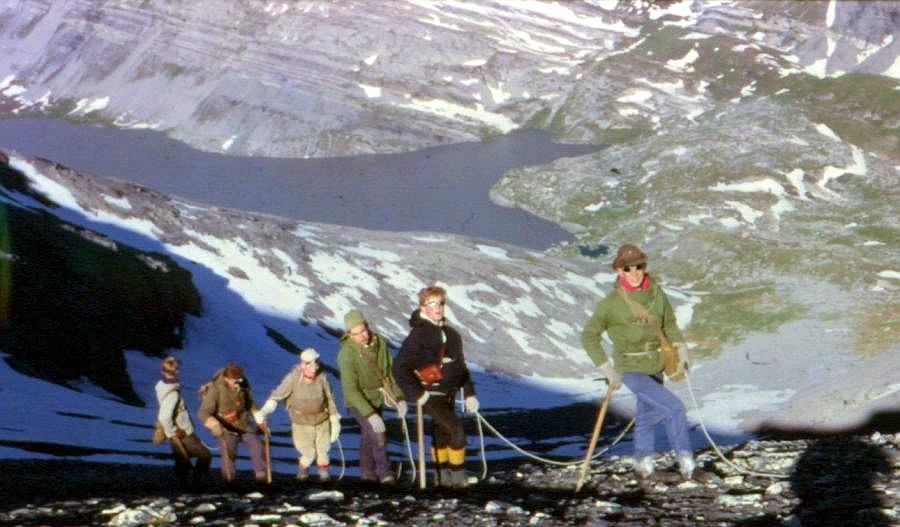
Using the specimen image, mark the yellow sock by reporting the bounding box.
[432,446,450,464]
[448,447,466,466]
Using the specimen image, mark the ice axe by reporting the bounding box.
[575,387,614,493]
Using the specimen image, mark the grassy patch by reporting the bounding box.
[771,73,900,161]
[687,287,809,357]
[853,304,900,358]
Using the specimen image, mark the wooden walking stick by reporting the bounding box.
[575,388,614,493]
[417,400,426,490]
[262,423,272,484]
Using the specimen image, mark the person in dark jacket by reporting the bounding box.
[393,286,479,487]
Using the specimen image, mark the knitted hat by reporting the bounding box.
[300,348,320,363]
[612,244,647,270]
[343,309,366,332]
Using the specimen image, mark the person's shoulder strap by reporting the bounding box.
[617,287,671,346]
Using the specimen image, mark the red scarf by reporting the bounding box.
[619,274,650,292]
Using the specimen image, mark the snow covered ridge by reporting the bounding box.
[1,150,625,383]
[0,1,897,157]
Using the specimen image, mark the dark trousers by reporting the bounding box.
[349,406,390,480]
[172,434,211,488]
[218,429,267,482]
[423,395,466,452]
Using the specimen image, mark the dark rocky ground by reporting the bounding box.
[1,432,898,526]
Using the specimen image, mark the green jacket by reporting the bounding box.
[581,277,684,375]
[337,332,403,417]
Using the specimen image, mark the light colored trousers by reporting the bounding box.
[292,421,331,468]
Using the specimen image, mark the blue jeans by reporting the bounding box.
[622,373,692,459]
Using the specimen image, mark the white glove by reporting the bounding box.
[329,414,341,443]
[252,410,265,425]
[465,395,479,413]
[254,399,277,424]
[367,413,386,434]
[417,391,430,407]
[396,400,408,419]
[598,361,623,391]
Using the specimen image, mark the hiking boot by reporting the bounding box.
[437,467,452,487]
[296,464,310,481]
[448,468,468,488]
[318,465,330,482]
[634,456,655,479]
[677,453,696,480]
[379,474,396,485]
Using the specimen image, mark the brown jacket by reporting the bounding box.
[198,370,256,433]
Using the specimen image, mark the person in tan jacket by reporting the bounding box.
[198,363,267,483]
[255,348,341,481]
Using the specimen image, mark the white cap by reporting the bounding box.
[300,348,320,363]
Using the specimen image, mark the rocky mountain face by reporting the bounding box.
[2,431,899,526]
[0,149,607,398]
[0,152,200,405]
[0,1,896,158]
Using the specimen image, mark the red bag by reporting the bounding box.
[415,364,443,384]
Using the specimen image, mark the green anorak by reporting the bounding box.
[337,332,403,417]
[581,276,684,375]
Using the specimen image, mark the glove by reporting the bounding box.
[329,415,341,443]
[204,417,224,438]
[417,391,430,407]
[252,410,265,425]
[396,400,408,419]
[367,413,386,434]
[598,361,623,391]
[465,395,479,413]
[253,399,277,425]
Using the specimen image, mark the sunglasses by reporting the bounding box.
[622,263,646,272]
[424,300,445,308]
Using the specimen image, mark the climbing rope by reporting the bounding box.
[472,409,634,467]
[381,389,418,483]
[455,391,634,472]
[334,435,346,481]
[683,370,789,479]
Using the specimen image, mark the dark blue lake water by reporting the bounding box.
[0,117,599,249]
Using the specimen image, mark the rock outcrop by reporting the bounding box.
[0,1,896,158]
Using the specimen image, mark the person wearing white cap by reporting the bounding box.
[254,348,341,482]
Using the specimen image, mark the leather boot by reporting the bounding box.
[449,468,468,488]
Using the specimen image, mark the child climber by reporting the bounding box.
[254,348,342,481]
